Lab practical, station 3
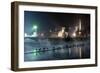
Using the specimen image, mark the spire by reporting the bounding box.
[79,19,81,31]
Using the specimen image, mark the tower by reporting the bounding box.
[77,19,82,37]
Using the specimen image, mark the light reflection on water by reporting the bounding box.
[24,38,90,61]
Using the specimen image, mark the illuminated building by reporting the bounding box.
[58,27,65,38]
[24,25,38,37]
[76,19,82,37]
[71,19,82,38]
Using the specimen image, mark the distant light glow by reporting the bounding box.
[58,32,63,38]
[72,32,76,37]
[79,19,81,30]
[32,32,37,37]
[25,33,28,37]
[33,49,37,52]
[24,31,38,38]
[79,31,81,35]
[32,25,37,30]
[58,27,65,38]
[24,33,30,37]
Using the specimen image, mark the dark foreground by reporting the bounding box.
[24,37,90,61]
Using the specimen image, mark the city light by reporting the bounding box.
[72,32,76,37]
[58,27,65,38]
[32,32,37,37]
[24,25,38,37]
[79,19,81,30]
[25,33,28,37]
[79,31,81,35]
[32,25,37,30]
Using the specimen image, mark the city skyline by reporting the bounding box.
[24,11,90,38]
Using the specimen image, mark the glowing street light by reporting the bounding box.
[32,25,37,30]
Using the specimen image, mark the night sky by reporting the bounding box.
[24,11,90,34]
